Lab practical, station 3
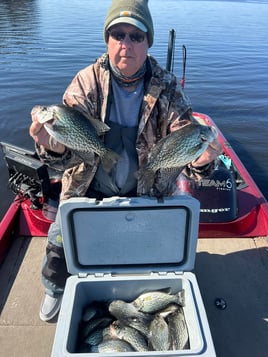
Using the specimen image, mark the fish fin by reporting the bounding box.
[101,149,120,172]
[153,167,183,197]
[76,151,95,165]
[69,107,111,135]
[135,167,156,195]
[155,287,172,294]
[48,135,61,151]
[133,287,172,299]
[83,114,111,136]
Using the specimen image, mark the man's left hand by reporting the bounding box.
[192,138,223,168]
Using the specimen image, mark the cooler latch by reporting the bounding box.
[156,271,184,276]
[78,272,112,278]
[78,273,88,278]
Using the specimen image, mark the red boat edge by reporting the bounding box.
[0,112,268,264]
[195,112,268,238]
[0,198,21,264]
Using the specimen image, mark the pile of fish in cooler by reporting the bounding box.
[76,289,189,353]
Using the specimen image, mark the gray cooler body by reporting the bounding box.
[52,196,216,357]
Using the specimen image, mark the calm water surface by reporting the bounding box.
[0,0,268,219]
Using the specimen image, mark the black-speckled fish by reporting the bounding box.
[136,122,217,195]
[33,104,119,171]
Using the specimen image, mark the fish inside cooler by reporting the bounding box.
[52,196,216,356]
[61,274,205,356]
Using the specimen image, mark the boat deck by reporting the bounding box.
[1,235,268,357]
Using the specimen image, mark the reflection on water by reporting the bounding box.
[0,0,268,219]
[0,0,39,52]
[0,0,37,18]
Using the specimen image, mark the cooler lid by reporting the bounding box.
[59,196,200,276]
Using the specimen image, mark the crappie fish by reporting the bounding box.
[157,303,181,318]
[75,288,189,353]
[84,328,108,346]
[109,300,152,338]
[109,300,152,324]
[90,339,135,353]
[32,104,119,171]
[167,307,190,350]
[110,321,149,352]
[125,317,151,339]
[80,316,113,340]
[82,301,107,322]
[149,314,169,351]
[136,122,217,195]
[132,289,185,313]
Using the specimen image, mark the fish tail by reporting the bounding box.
[101,149,120,172]
[153,167,184,197]
[135,167,156,195]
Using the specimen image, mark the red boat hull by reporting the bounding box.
[0,199,21,263]
[195,113,268,237]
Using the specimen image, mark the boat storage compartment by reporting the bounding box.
[52,196,216,356]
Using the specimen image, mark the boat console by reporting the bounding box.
[0,142,61,212]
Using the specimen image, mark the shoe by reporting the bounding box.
[39,293,62,322]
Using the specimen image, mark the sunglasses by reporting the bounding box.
[108,30,145,43]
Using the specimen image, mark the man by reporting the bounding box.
[30,0,222,321]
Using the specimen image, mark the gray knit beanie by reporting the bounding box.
[104,0,154,47]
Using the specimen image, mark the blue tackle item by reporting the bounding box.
[219,154,232,170]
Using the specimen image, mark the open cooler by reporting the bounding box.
[51,196,216,356]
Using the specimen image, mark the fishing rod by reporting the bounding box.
[166,29,187,89]
[166,29,176,73]
[180,44,187,89]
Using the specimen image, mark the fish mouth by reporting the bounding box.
[44,121,54,130]
[200,135,208,143]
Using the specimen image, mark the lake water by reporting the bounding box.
[0,0,268,219]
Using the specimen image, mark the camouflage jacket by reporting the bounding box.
[36,53,193,200]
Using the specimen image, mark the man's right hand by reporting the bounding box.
[29,106,66,154]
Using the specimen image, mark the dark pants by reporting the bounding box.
[41,212,69,296]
